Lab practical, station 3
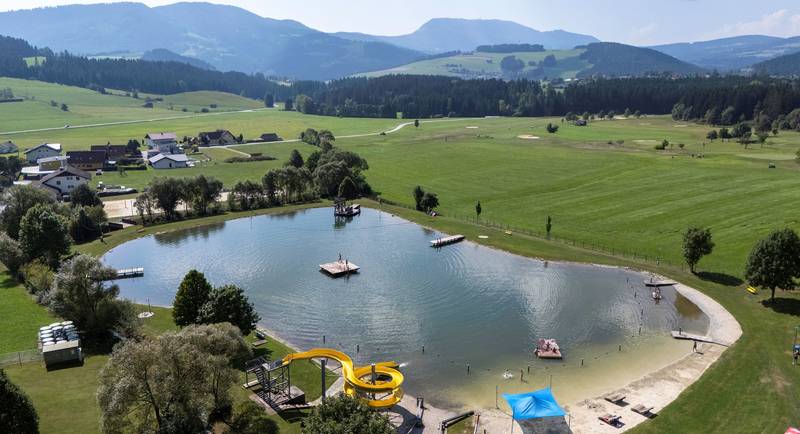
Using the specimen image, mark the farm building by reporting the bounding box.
[0,140,18,154]
[199,129,237,146]
[260,133,282,142]
[90,144,128,161]
[21,155,69,180]
[23,143,61,163]
[145,132,180,154]
[66,150,107,171]
[149,153,189,169]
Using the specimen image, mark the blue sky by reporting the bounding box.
[3,0,800,45]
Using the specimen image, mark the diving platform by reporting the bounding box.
[430,234,465,247]
[114,267,144,279]
[320,260,360,277]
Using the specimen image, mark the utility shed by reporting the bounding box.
[42,340,82,367]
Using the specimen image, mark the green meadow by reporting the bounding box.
[1,78,800,432]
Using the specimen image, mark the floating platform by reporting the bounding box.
[534,338,563,359]
[430,234,465,247]
[320,260,360,277]
[115,267,143,279]
[644,279,676,287]
[334,203,361,217]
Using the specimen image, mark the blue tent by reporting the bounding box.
[503,388,566,420]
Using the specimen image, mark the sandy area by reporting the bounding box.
[466,126,480,129]
[517,135,541,140]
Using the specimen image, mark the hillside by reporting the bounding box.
[335,18,598,53]
[0,2,422,80]
[751,51,800,76]
[362,43,702,79]
[141,49,216,71]
[652,35,800,71]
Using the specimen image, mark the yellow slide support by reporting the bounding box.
[282,348,404,409]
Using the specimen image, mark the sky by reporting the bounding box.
[2,0,800,45]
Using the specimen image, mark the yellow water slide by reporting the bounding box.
[282,348,404,409]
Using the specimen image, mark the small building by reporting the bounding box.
[145,132,180,155]
[23,143,62,163]
[0,140,18,154]
[149,153,189,169]
[575,119,588,126]
[199,129,237,146]
[260,133,282,142]
[66,150,107,171]
[90,144,128,162]
[21,155,69,180]
[42,340,83,367]
[35,166,91,198]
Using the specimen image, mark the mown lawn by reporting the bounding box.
[0,274,57,354]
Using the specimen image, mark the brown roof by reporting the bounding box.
[40,166,91,184]
[90,144,127,154]
[199,130,233,140]
[66,150,106,165]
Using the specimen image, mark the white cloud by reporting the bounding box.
[629,22,659,45]
[705,9,800,39]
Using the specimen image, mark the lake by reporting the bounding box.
[102,207,708,409]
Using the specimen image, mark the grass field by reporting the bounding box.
[361,48,589,79]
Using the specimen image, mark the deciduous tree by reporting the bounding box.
[682,227,714,273]
[745,228,800,302]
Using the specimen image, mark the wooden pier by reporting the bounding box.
[115,267,144,279]
[430,234,465,247]
[671,330,726,346]
[319,260,359,277]
[644,279,676,287]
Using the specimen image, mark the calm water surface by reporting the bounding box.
[102,208,708,409]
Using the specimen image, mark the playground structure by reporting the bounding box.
[284,348,404,409]
[247,348,404,410]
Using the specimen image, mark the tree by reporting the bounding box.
[546,216,552,237]
[420,192,439,213]
[69,206,102,244]
[224,401,278,434]
[546,123,559,133]
[744,228,800,302]
[475,201,482,220]
[0,233,24,276]
[0,185,55,239]
[197,285,260,335]
[704,107,720,125]
[413,186,425,211]
[284,98,293,111]
[187,175,223,216]
[286,149,304,168]
[19,204,71,267]
[414,119,419,128]
[338,176,358,200]
[500,55,525,73]
[302,394,394,434]
[126,139,140,154]
[49,255,136,338]
[757,131,769,146]
[263,93,274,108]
[0,369,39,434]
[682,227,714,273]
[97,323,250,434]
[60,103,68,111]
[148,177,183,220]
[69,184,102,208]
[719,127,731,139]
[173,270,213,327]
[318,129,336,147]
[720,106,736,125]
[133,191,155,225]
[706,130,718,141]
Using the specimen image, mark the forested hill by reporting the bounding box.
[752,52,800,76]
[141,49,216,71]
[578,43,704,77]
[0,35,292,100]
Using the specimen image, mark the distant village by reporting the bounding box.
[4,129,283,200]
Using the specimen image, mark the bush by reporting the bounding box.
[0,369,39,434]
[224,155,276,164]
[21,260,53,300]
[302,394,394,434]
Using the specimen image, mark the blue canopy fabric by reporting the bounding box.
[503,388,566,420]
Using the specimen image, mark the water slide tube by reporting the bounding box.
[282,348,404,409]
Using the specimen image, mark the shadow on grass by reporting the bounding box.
[277,408,310,424]
[761,297,800,316]
[696,271,743,287]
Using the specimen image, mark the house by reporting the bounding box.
[149,153,189,169]
[0,140,18,154]
[21,155,69,180]
[66,150,107,171]
[260,133,282,142]
[145,132,180,155]
[199,129,237,146]
[35,166,91,198]
[90,144,128,162]
[23,143,62,163]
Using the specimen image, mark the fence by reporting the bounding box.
[0,349,42,367]
[373,196,689,273]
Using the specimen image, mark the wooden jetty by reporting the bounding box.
[430,234,465,247]
[319,260,360,277]
[644,279,676,287]
[115,267,144,279]
[671,330,725,345]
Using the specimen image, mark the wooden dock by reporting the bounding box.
[430,234,465,247]
[644,279,676,287]
[319,260,359,277]
[115,267,144,279]
[671,330,725,345]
